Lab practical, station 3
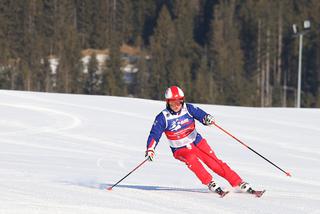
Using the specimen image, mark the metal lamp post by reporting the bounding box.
[292,20,311,108]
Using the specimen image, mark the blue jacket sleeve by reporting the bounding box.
[186,103,209,125]
[146,113,166,150]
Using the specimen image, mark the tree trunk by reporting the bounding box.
[266,28,271,106]
[64,69,69,93]
[277,5,283,106]
[257,19,262,106]
[283,69,287,107]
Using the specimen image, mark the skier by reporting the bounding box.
[145,86,256,196]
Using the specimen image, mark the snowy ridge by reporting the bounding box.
[0,90,319,214]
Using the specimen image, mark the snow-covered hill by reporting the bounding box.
[0,90,319,214]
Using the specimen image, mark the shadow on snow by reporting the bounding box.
[60,180,208,193]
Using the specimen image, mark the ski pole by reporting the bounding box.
[107,158,149,190]
[212,122,291,177]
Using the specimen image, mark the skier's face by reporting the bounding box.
[168,99,183,112]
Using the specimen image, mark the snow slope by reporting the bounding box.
[0,90,319,214]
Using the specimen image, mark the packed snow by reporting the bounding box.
[0,90,319,214]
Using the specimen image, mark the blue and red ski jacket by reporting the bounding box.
[146,103,209,153]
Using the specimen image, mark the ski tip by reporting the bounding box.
[107,187,113,191]
[220,191,230,198]
[254,190,266,198]
[286,172,292,177]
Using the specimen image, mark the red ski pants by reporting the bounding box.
[173,139,242,187]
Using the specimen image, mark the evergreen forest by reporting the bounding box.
[0,0,319,107]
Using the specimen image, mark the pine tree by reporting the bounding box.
[55,0,81,93]
[208,0,246,105]
[84,53,99,94]
[170,1,199,100]
[149,5,176,100]
[130,0,156,46]
[75,0,92,48]
[109,39,126,96]
[0,1,10,88]
[132,55,150,98]
[36,0,56,55]
[192,55,218,104]
[102,57,117,96]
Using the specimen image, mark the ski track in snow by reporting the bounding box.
[0,103,81,136]
[0,90,320,214]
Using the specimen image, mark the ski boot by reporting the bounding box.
[208,181,229,197]
[239,181,265,197]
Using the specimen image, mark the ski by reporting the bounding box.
[213,187,229,198]
[218,190,230,198]
[252,189,266,198]
[221,189,265,198]
[246,188,266,197]
[208,182,230,198]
